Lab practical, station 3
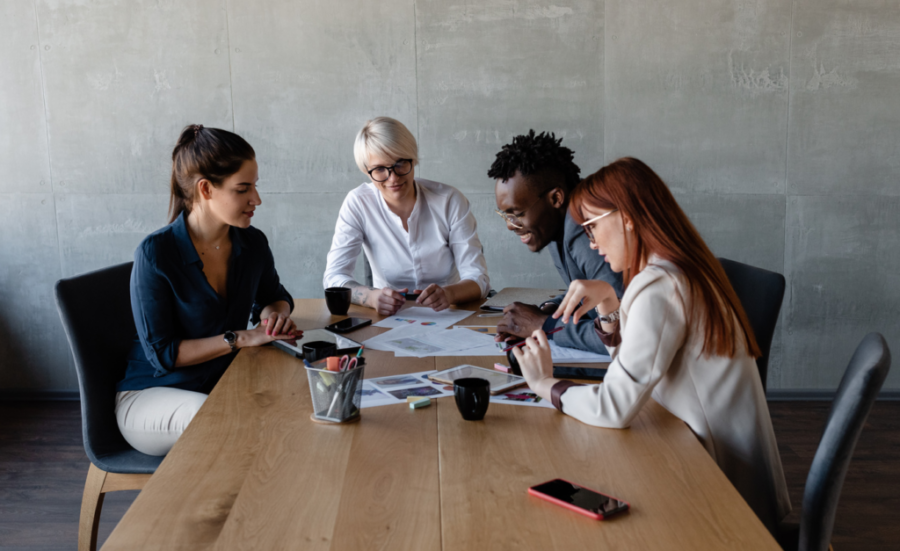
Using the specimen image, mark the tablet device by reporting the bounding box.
[427,365,526,395]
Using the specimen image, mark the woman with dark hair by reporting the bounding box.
[116,125,299,456]
[512,158,790,532]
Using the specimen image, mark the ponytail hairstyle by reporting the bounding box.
[570,158,761,359]
[168,124,256,223]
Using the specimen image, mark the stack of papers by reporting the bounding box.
[363,324,504,358]
[362,306,612,362]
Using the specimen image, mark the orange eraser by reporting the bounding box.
[326,356,340,372]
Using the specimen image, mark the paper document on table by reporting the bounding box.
[382,327,498,358]
[357,370,455,409]
[549,341,612,363]
[401,342,505,357]
[361,324,436,352]
[373,306,472,329]
[490,387,555,409]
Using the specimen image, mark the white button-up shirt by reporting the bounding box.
[323,179,490,297]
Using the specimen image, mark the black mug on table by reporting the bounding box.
[454,378,490,421]
[325,287,352,316]
[303,341,337,363]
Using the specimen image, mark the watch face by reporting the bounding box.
[224,331,236,345]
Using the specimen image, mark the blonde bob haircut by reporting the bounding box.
[353,117,419,175]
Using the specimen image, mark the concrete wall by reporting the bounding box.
[2,0,898,393]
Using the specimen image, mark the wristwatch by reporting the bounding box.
[597,308,620,324]
[224,330,237,352]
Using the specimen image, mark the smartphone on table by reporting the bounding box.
[528,478,629,520]
[325,317,372,334]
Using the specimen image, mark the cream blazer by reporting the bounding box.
[559,257,791,531]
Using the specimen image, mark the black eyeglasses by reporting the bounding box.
[494,188,556,229]
[581,209,618,243]
[367,159,413,182]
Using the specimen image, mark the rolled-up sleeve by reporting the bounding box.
[251,234,294,324]
[131,245,180,376]
[447,194,490,298]
[559,274,686,429]
[323,194,365,289]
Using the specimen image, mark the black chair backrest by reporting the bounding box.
[800,333,890,551]
[718,258,786,391]
[55,262,136,466]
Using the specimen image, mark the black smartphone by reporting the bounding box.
[325,317,372,334]
[528,479,630,520]
[553,366,607,381]
[403,292,421,301]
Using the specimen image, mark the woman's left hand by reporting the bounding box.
[511,330,557,400]
[262,311,298,338]
[416,284,451,312]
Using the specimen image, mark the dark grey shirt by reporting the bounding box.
[540,212,623,353]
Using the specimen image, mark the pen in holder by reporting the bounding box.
[305,358,365,423]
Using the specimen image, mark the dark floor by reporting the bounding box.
[0,401,897,550]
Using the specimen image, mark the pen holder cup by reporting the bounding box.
[305,363,365,423]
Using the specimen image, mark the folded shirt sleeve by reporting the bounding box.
[558,273,687,428]
[323,193,366,289]
[131,244,181,377]
[446,192,490,298]
[250,233,294,325]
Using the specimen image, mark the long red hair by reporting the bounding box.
[570,158,760,359]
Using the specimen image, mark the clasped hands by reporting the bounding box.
[240,312,301,348]
[371,284,452,316]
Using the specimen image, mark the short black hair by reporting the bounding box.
[487,130,581,192]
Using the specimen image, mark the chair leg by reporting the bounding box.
[79,463,108,551]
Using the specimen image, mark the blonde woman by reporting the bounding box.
[324,117,489,315]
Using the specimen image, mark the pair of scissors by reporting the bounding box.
[338,355,358,372]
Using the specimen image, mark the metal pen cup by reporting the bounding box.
[305,362,365,423]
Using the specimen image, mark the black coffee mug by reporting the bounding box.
[454,378,490,421]
[505,340,525,376]
[303,341,337,363]
[325,287,352,316]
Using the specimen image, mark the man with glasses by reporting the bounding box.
[488,130,622,352]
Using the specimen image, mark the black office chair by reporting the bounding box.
[718,258,786,391]
[55,262,163,551]
[776,332,891,551]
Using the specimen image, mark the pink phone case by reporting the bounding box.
[527,478,630,521]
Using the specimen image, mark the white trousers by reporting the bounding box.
[115,387,208,456]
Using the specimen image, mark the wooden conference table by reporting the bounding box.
[102,299,779,550]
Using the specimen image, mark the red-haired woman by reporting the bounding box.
[512,158,790,532]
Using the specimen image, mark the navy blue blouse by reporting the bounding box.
[118,211,293,394]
